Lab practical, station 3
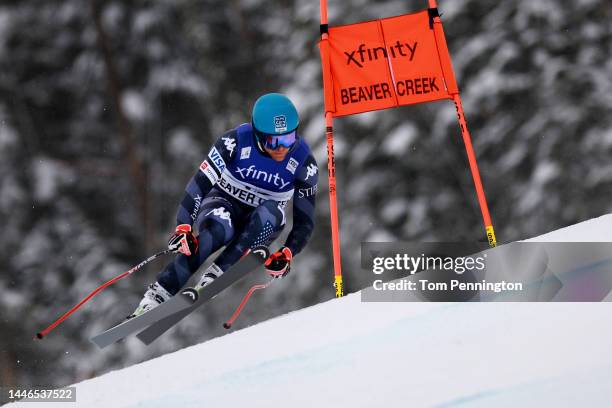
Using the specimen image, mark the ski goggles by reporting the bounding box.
[257,130,297,150]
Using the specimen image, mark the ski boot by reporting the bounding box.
[127,282,172,319]
[196,263,224,290]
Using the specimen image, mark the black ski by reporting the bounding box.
[90,288,197,349]
[135,247,269,345]
[90,247,268,348]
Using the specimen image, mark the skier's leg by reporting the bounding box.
[211,200,286,274]
[156,195,237,295]
[130,194,238,318]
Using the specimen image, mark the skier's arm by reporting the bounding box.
[176,130,237,226]
[284,154,318,256]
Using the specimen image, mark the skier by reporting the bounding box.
[129,93,318,318]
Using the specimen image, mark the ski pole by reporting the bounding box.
[36,249,172,340]
[223,278,275,329]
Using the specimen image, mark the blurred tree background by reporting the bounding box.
[0,0,611,391]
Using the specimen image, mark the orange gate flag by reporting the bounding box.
[322,9,459,117]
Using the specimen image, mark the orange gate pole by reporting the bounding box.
[428,0,497,247]
[320,0,345,296]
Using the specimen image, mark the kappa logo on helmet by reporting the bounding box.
[273,115,287,133]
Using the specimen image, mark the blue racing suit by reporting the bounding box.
[157,123,318,295]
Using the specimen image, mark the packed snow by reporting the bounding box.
[6,215,612,407]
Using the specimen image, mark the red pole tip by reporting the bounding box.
[223,323,231,329]
[36,332,44,339]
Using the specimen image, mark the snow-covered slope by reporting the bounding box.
[9,216,612,408]
[526,213,612,242]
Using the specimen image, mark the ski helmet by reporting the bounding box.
[252,93,299,149]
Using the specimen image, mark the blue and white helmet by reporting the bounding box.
[252,93,299,149]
